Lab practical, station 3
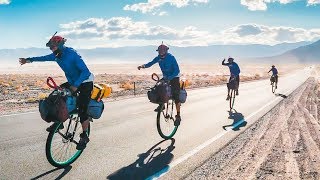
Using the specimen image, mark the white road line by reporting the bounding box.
[0,111,37,118]
[146,87,295,180]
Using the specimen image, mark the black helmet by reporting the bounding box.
[228,57,234,62]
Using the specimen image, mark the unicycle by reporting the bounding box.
[156,98,179,139]
[45,114,90,167]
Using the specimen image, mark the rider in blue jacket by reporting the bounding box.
[19,35,93,150]
[222,57,241,100]
[268,65,278,89]
[138,44,182,126]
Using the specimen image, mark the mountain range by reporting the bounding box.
[0,40,318,65]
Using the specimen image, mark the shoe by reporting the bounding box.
[154,105,165,112]
[46,122,64,132]
[236,90,239,96]
[226,95,230,101]
[174,115,181,126]
[76,132,90,150]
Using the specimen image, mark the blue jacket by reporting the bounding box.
[28,47,91,87]
[268,67,278,75]
[222,60,240,76]
[144,53,180,80]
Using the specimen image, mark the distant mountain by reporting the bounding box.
[0,41,311,65]
[252,40,320,63]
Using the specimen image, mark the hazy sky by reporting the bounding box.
[1,0,320,49]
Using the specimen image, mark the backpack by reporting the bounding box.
[39,91,69,123]
[147,81,172,104]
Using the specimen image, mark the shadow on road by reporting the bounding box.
[223,109,247,131]
[107,138,175,180]
[30,166,72,180]
[275,93,287,98]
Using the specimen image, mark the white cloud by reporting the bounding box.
[123,0,209,15]
[221,24,320,45]
[59,17,213,48]
[240,0,295,11]
[307,0,320,5]
[0,0,10,5]
[58,18,320,48]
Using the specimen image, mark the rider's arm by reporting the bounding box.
[73,51,91,88]
[268,69,271,73]
[144,56,159,68]
[167,55,180,80]
[222,59,229,66]
[27,53,56,62]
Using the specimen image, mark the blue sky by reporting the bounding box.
[0,0,320,49]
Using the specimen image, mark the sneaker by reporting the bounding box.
[76,132,90,150]
[174,115,181,126]
[236,90,239,96]
[226,95,230,101]
[154,105,165,112]
[46,122,64,132]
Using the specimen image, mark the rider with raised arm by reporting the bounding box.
[222,57,241,100]
[19,34,93,150]
[268,65,278,89]
[137,43,182,126]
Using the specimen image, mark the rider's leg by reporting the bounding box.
[170,77,182,126]
[226,88,231,100]
[77,82,93,150]
[236,75,240,95]
[275,75,278,88]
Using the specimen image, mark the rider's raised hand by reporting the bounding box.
[137,65,144,70]
[19,58,28,65]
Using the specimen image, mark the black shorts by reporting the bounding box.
[78,82,93,123]
[228,75,240,89]
[170,77,180,104]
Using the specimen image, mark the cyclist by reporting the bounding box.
[19,35,93,150]
[137,43,182,126]
[222,57,240,100]
[268,65,278,89]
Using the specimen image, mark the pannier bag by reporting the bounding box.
[39,91,69,123]
[179,89,187,103]
[179,80,188,103]
[66,96,77,114]
[147,86,159,104]
[87,99,104,119]
[91,83,112,101]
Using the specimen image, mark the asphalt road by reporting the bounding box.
[0,67,311,180]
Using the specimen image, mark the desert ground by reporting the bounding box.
[0,63,304,115]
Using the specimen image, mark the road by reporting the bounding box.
[0,68,311,179]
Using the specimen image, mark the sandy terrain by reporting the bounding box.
[186,76,320,179]
[0,63,305,115]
